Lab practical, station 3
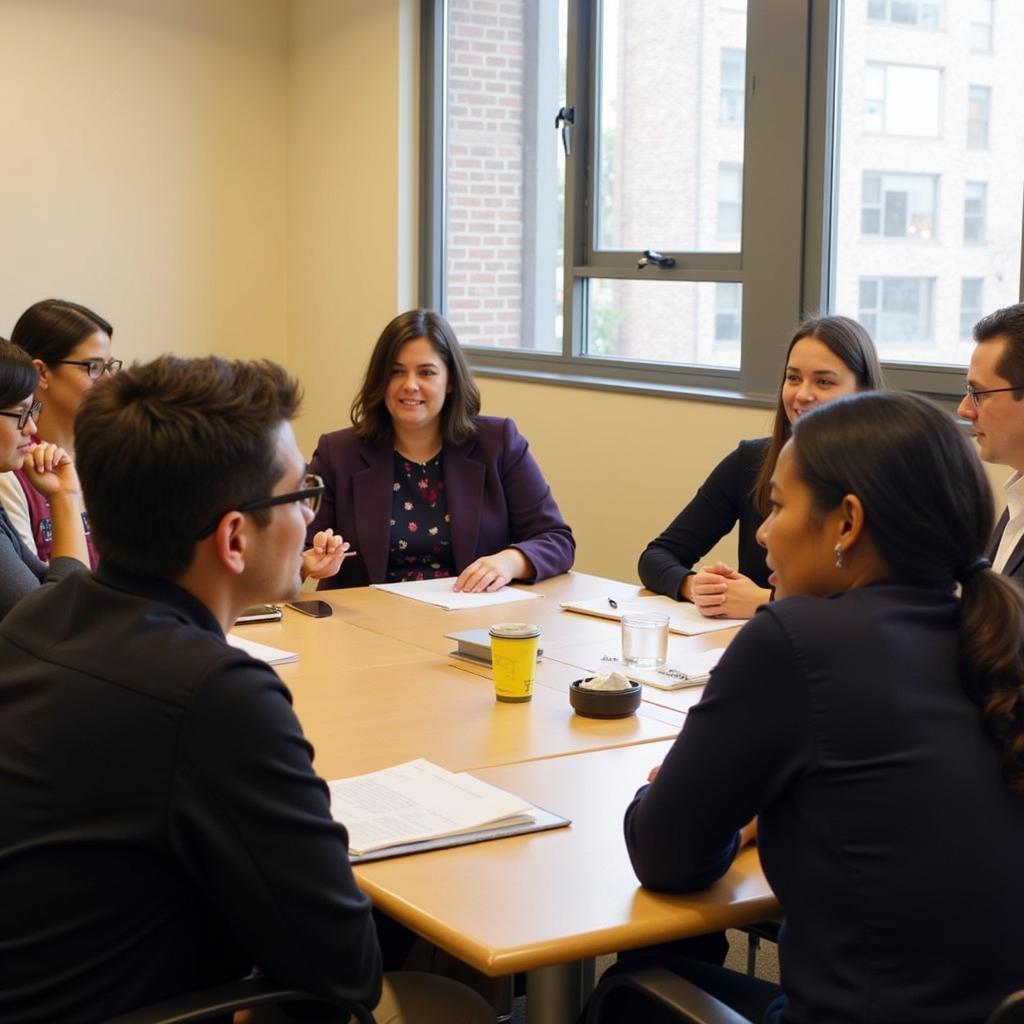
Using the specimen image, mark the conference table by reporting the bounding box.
[234,572,775,1023]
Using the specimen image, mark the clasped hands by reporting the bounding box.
[682,561,770,619]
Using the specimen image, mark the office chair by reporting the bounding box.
[989,990,1024,1024]
[586,969,1024,1024]
[584,967,747,1024]
[103,974,374,1024]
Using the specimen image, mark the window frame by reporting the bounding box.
[420,0,1024,406]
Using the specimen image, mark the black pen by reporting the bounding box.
[607,597,618,610]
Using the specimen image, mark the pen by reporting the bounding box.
[607,597,618,609]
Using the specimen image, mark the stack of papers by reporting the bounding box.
[560,595,745,636]
[445,628,544,666]
[372,577,543,611]
[328,758,569,862]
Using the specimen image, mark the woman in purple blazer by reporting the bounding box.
[307,309,575,591]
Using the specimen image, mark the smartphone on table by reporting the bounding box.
[286,600,333,619]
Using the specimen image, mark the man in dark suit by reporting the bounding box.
[957,303,1024,585]
[0,356,490,1024]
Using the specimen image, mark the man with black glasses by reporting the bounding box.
[958,303,1024,586]
[0,356,490,1023]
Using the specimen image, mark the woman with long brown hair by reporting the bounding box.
[638,315,883,618]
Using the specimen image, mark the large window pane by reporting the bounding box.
[832,5,1024,367]
[443,0,566,351]
[594,0,746,253]
[586,278,741,368]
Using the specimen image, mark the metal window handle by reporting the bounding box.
[637,250,676,270]
[554,106,575,156]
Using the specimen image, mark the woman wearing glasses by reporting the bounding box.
[638,315,883,620]
[0,299,117,565]
[0,339,88,620]
[307,309,574,591]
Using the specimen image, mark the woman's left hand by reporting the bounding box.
[301,529,353,581]
[20,443,80,499]
[453,548,531,592]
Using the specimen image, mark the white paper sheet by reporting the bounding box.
[329,758,535,855]
[559,595,744,635]
[226,633,298,665]
[591,649,726,690]
[372,577,542,611]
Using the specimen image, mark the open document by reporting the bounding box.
[329,758,569,862]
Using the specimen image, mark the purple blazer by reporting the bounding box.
[307,416,575,590]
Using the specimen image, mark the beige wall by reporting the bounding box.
[0,0,289,361]
[0,0,1008,586]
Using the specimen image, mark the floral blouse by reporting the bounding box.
[386,451,456,583]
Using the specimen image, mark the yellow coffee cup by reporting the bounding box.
[489,622,541,703]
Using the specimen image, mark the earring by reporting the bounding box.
[834,543,844,569]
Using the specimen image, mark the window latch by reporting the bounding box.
[554,106,575,156]
[637,249,676,270]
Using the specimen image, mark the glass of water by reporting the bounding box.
[621,613,669,667]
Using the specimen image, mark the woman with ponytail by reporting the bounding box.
[608,391,1024,1023]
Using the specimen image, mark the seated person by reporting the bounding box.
[308,308,574,592]
[0,355,491,1024]
[0,338,88,620]
[0,298,116,566]
[638,315,882,619]
[611,391,1024,1023]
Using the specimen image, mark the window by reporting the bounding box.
[715,283,742,343]
[720,49,745,125]
[422,0,1024,399]
[867,0,941,28]
[964,182,987,243]
[864,63,941,136]
[960,278,985,338]
[861,172,937,239]
[858,277,935,345]
[717,164,743,239]
[967,85,991,149]
[970,0,994,52]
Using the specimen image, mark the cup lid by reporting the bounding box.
[489,622,541,639]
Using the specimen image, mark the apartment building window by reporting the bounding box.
[864,63,941,137]
[720,49,745,125]
[858,277,935,343]
[717,164,743,239]
[964,182,987,243]
[715,283,742,342]
[967,85,991,149]
[861,172,937,239]
[866,0,941,28]
[423,0,1024,401]
[970,0,994,53]
[960,278,985,337]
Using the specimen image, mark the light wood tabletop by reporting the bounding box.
[354,740,777,976]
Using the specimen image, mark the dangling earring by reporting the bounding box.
[834,543,844,569]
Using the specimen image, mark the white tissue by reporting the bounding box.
[580,670,633,691]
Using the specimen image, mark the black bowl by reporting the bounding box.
[569,678,642,718]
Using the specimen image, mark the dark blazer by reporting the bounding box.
[638,438,770,599]
[988,509,1024,585]
[307,415,575,589]
[625,583,1024,1022]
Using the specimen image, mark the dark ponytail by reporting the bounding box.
[791,390,1024,794]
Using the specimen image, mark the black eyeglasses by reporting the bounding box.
[197,473,324,539]
[963,384,1024,409]
[54,358,123,380]
[0,400,43,430]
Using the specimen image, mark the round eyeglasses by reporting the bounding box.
[53,358,123,380]
[196,473,324,539]
[0,400,43,430]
